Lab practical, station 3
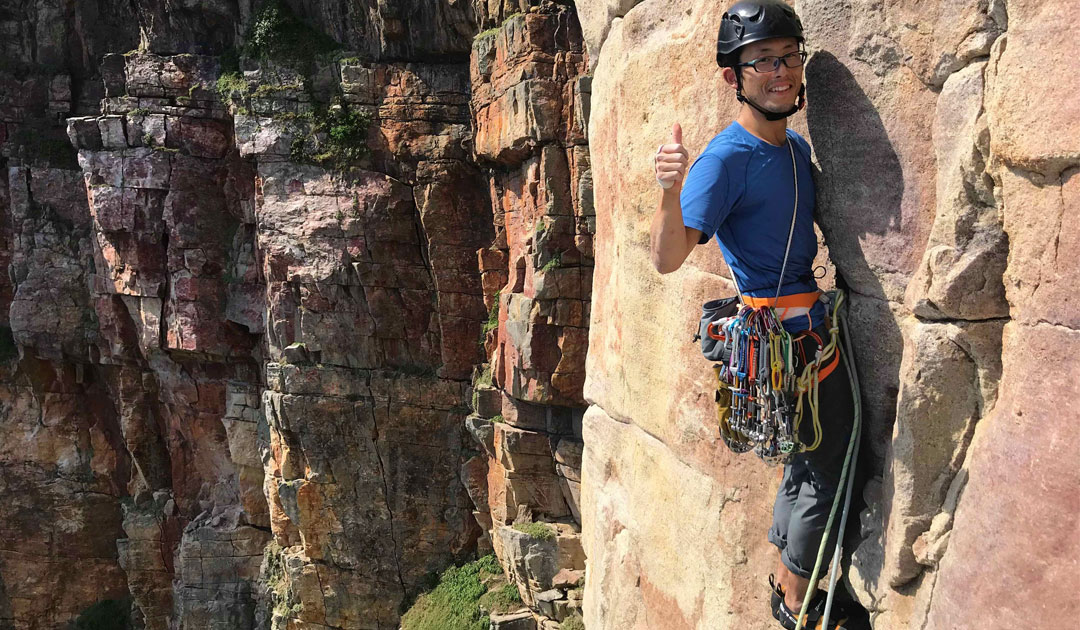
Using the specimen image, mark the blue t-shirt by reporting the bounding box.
[681,121,824,332]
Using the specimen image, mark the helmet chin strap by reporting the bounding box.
[736,73,805,121]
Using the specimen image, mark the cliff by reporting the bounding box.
[0,0,1075,629]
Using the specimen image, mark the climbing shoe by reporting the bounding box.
[767,575,871,630]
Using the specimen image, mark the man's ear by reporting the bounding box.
[721,67,738,89]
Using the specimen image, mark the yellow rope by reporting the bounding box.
[792,292,844,453]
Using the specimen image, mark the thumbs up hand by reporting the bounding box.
[655,123,689,190]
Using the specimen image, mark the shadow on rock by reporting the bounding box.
[805,50,908,598]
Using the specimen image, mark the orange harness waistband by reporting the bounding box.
[741,291,821,309]
[742,291,822,325]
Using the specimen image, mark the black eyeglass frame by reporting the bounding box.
[735,50,808,74]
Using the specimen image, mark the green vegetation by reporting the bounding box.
[70,599,132,630]
[251,82,304,98]
[129,107,151,116]
[213,1,374,169]
[471,363,494,411]
[512,521,556,541]
[476,364,493,388]
[561,613,585,630]
[288,99,372,167]
[263,541,302,623]
[215,70,250,112]
[490,414,505,424]
[477,581,522,615]
[540,251,563,273]
[474,12,523,39]
[400,554,503,630]
[215,0,338,109]
[481,290,501,337]
[245,0,340,65]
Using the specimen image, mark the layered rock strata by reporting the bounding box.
[1,0,596,626]
[462,4,595,628]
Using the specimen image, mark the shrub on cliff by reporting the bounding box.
[512,521,556,541]
[400,554,503,630]
[289,99,372,167]
[215,0,341,112]
[245,0,339,65]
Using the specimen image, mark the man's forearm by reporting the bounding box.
[650,186,691,274]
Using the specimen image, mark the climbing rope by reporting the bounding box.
[794,291,862,630]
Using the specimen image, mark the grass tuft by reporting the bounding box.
[540,251,562,273]
[477,581,522,615]
[263,541,302,623]
[512,521,556,541]
[481,290,501,336]
[400,554,504,630]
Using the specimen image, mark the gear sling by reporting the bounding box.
[696,141,840,465]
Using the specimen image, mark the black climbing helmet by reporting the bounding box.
[716,0,804,68]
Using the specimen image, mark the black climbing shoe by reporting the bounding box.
[767,576,871,630]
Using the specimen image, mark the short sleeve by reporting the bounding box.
[789,130,813,161]
[680,153,733,245]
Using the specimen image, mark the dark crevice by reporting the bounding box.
[368,397,408,604]
[912,314,1010,325]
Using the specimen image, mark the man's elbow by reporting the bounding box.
[651,251,681,274]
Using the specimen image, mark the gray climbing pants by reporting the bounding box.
[767,323,856,579]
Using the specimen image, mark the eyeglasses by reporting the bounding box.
[737,51,807,73]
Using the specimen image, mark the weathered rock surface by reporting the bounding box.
[465,5,593,625]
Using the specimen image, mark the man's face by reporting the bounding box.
[733,37,802,112]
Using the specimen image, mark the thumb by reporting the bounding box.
[671,122,683,145]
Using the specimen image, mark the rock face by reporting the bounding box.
[582,0,1077,628]
[1,0,1076,628]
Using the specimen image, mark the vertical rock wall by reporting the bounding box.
[1,0,596,628]
[68,53,271,629]
[580,0,1077,628]
[464,4,594,628]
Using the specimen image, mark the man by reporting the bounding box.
[650,1,869,628]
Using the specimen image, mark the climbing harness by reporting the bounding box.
[697,141,842,466]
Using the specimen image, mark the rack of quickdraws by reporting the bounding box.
[708,302,829,466]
